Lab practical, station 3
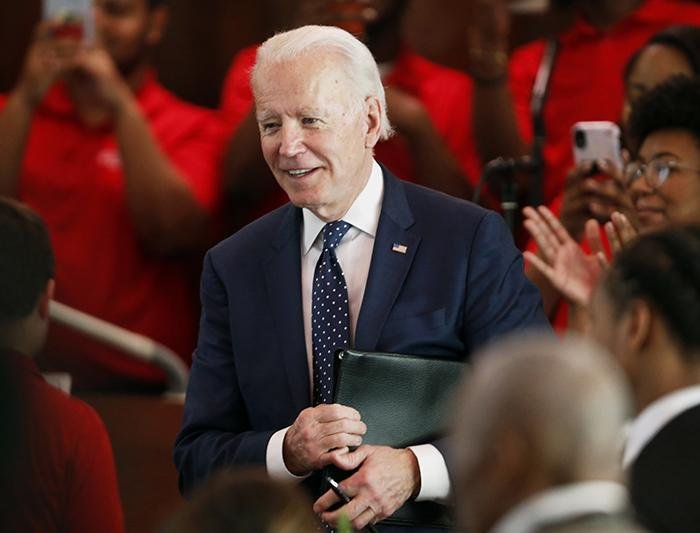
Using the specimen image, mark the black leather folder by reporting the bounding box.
[329,349,466,529]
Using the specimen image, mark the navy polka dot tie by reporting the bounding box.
[312,220,351,405]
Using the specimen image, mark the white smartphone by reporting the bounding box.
[507,0,550,13]
[571,121,624,170]
[43,0,94,43]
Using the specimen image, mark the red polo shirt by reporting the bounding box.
[2,351,124,533]
[0,74,224,388]
[220,45,482,216]
[509,0,700,208]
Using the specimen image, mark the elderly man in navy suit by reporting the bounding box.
[174,24,548,531]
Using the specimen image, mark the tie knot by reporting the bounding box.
[323,221,351,250]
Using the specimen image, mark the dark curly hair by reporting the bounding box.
[626,75,700,153]
[603,224,700,353]
[624,25,700,83]
[0,199,54,327]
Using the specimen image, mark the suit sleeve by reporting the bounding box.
[173,251,275,496]
[463,211,551,352]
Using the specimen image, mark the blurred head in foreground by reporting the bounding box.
[452,335,632,533]
[161,468,320,533]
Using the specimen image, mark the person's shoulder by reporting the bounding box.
[399,178,493,226]
[28,379,108,439]
[209,203,297,262]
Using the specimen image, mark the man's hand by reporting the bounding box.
[313,445,420,530]
[15,21,80,109]
[283,404,367,476]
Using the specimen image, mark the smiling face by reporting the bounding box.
[253,52,381,221]
[629,129,700,230]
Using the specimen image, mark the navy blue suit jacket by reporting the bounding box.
[174,168,548,498]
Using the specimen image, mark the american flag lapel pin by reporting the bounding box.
[392,243,408,254]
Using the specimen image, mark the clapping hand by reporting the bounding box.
[523,205,608,308]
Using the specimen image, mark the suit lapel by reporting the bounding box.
[262,206,310,413]
[355,170,421,351]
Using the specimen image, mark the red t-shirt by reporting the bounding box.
[220,44,483,215]
[2,351,124,533]
[0,74,225,388]
[509,0,700,208]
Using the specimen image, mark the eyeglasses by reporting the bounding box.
[624,159,700,189]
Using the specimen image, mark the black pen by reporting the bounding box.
[325,476,380,533]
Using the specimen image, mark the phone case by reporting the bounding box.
[43,0,93,42]
[571,121,623,170]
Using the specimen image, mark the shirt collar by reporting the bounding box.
[623,384,700,467]
[301,159,384,255]
[490,481,628,533]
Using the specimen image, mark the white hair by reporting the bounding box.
[453,334,631,489]
[251,25,393,140]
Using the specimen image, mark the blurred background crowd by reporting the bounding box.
[3,0,700,532]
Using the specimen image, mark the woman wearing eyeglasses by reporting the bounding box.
[524,74,700,318]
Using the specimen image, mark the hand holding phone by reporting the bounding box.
[571,121,624,171]
[43,0,93,43]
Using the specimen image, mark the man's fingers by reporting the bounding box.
[321,418,367,437]
[318,491,367,525]
[313,487,342,515]
[319,432,363,451]
[352,507,379,530]
[313,403,362,423]
[328,445,371,471]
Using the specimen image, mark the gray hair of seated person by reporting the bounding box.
[251,24,394,140]
[452,334,631,491]
[160,468,319,533]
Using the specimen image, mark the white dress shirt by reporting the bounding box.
[623,384,700,468]
[490,481,629,533]
[266,160,450,501]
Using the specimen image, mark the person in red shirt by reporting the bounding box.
[526,24,700,330]
[0,0,224,390]
[467,0,700,210]
[220,0,481,230]
[0,197,124,533]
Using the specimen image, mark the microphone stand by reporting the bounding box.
[529,38,558,207]
[474,156,537,234]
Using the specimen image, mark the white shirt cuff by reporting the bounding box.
[408,444,451,502]
[265,426,309,481]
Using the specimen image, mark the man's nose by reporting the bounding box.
[278,124,306,158]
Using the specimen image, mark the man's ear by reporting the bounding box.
[37,279,55,321]
[363,95,383,149]
[146,6,168,46]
